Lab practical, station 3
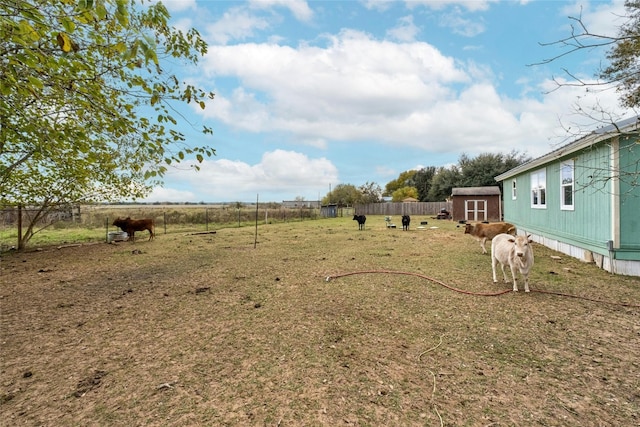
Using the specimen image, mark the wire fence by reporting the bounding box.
[0,204,347,250]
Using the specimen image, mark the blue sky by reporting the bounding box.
[141,0,632,203]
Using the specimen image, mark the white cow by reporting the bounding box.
[491,233,534,292]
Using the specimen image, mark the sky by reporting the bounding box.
[139,0,633,203]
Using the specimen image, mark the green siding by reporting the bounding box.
[619,137,640,250]
[504,143,614,254]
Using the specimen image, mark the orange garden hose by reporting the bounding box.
[326,269,640,308]
[326,270,512,296]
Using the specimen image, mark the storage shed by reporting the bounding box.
[320,204,337,218]
[451,186,502,222]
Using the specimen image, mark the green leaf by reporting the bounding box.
[26,75,44,90]
[61,18,75,33]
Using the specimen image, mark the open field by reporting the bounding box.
[1,216,639,426]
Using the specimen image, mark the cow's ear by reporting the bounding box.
[508,238,516,243]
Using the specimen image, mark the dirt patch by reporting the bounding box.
[1,218,639,426]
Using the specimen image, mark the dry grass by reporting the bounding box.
[1,216,639,426]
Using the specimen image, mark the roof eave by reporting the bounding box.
[495,117,640,182]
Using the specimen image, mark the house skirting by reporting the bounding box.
[523,232,640,277]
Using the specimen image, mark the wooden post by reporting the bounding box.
[254,195,259,248]
[17,204,23,250]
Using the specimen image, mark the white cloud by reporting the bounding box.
[361,0,395,12]
[151,0,197,13]
[197,19,634,160]
[249,0,314,22]
[193,26,629,162]
[375,165,397,177]
[143,150,339,202]
[439,10,486,37]
[387,15,420,42]
[206,7,271,45]
[562,0,627,37]
[200,30,467,136]
[141,186,198,203]
[405,0,497,12]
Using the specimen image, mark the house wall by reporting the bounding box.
[502,135,640,275]
[504,142,614,256]
[618,137,640,255]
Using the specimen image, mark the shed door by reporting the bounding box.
[465,199,487,221]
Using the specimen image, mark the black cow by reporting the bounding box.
[402,215,410,231]
[112,217,155,242]
[353,214,366,230]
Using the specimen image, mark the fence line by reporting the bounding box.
[353,202,452,216]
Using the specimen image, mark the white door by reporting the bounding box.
[465,199,487,221]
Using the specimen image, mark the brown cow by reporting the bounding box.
[464,222,516,254]
[112,217,155,242]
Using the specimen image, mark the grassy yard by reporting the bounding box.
[1,215,639,426]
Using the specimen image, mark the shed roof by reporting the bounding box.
[495,116,640,182]
[451,186,501,196]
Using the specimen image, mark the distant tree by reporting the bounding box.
[391,186,418,202]
[358,182,383,203]
[413,166,437,201]
[384,170,417,196]
[322,184,360,207]
[427,166,462,201]
[459,151,531,194]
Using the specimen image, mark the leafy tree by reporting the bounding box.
[391,186,418,202]
[599,1,640,109]
[1,0,215,249]
[358,181,383,203]
[412,166,437,201]
[322,184,360,207]
[383,170,417,196]
[459,151,530,194]
[427,166,461,201]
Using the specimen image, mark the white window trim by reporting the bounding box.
[560,160,574,211]
[531,168,546,209]
[511,178,517,200]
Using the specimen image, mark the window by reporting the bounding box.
[561,160,574,210]
[531,169,546,208]
[511,179,517,200]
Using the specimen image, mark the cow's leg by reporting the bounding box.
[491,256,498,283]
[509,264,519,292]
[501,264,509,283]
[480,238,488,254]
[523,274,530,293]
